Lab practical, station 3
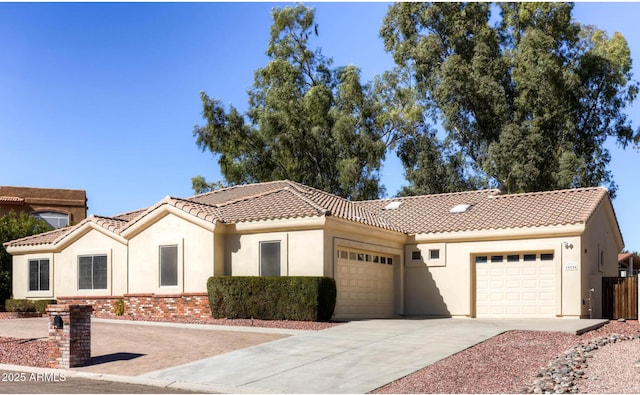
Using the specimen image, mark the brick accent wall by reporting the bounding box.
[57,293,210,320]
[47,304,92,369]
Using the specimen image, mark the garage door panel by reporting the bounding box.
[335,248,394,319]
[476,254,556,318]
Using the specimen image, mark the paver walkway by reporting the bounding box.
[0,318,289,375]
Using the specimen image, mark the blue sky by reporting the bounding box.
[0,2,638,252]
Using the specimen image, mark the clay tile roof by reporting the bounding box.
[188,180,293,206]
[356,187,608,234]
[112,208,149,222]
[189,180,400,231]
[4,182,612,249]
[166,197,223,223]
[2,227,73,248]
[91,215,128,233]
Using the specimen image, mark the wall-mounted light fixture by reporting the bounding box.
[563,241,574,249]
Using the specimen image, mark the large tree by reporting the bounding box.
[0,211,51,303]
[193,5,390,200]
[381,2,639,196]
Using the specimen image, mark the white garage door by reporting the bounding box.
[476,252,555,318]
[334,248,394,319]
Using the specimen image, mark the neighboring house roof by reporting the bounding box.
[3,181,616,249]
[618,253,640,268]
[0,196,25,204]
[355,187,611,235]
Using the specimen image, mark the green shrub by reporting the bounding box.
[33,299,56,314]
[5,299,56,314]
[207,276,336,321]
[5,299,34,312]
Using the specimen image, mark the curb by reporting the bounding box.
[0,363,256,393]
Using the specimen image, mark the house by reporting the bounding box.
[3,180,622,320]
[618,253,640,277]
[0,186,87,228]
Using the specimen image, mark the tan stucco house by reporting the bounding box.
[3,180,623,320]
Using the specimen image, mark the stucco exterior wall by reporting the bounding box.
[11,228,127,299]
[580,200,621,318]
[128,213,214,294]
[55,229,128,297]
[225,229,324,276]
[404,235,583,317]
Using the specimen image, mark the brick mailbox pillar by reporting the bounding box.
[47,304,92,369]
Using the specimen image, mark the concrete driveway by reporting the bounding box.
[140,318,607,394]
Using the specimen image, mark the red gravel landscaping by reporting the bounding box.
[0,337,48,368]
[372,320,640,394]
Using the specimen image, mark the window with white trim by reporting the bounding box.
[78,255,107,290]
[159,245,178,286]
[429,249,440,260]
[260,241,281,276]
[29,259,49,291]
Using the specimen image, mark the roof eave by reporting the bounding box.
[413,223,587,243]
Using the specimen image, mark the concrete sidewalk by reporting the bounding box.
[140,318,607,394]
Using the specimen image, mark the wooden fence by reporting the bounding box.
[602,276,638,320]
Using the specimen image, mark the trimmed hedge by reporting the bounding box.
[207,276,336,321]
[5,299,56,314]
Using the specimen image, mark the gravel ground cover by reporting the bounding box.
[575,336,640,394]
[0,337,48,368]
[373,320,640,394]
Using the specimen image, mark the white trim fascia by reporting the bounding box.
[227,216,327,233]
[120,204,216,239]
[5,244,55,255]
[413,223,587,243]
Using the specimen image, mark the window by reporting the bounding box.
[507,255,520,262]
[29,259,49,291]
[412,251,422,260]
[260,241,281,276]
[475,256,488,264]
[31,211,68,229]
[429,249,440,260]
[450,204,471,213]
[541,253,554,261]
[78,255,107,290]
[523,254,537,262]
[159,245,178,286]
[383,201,402,210]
